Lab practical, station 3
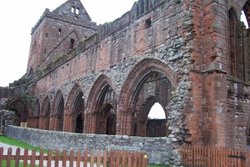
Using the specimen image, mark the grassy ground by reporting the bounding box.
[0,135,170,167]
[0,135,40,151]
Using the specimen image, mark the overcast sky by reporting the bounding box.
[0,0,136,87]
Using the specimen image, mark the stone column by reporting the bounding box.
[63,114,73,132]
[118,111,133,135]
[49,116,56,131]
[39,116,45,129]
[27,117,39,128]
[85,112,96,133]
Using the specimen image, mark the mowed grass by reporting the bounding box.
[0,135,41,151]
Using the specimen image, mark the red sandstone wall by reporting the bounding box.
[20,0,250,148]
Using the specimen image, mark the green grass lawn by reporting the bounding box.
[0,135,40,151]
[0,135,170,167]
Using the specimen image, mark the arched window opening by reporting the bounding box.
[76,8,80,15]
[242,1,250,28]
[105,106,116,135]
[43,97,50,130]
[229,9,237,77]
[73,91,84,133]
[54,92,64,131]
[7,101,29,127]
[229,9,245,81]
[96,85,116,135]
[146,102,167,137]
[242,2,250,82]
[34,99,40,128]
[148,102,166,119]
[57,97,64,131]
[241,11,249,28]
[145,18,152,29]
[71,6,75,13]
[75,113,83,133]
[132,72,172,137]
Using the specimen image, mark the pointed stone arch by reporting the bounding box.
[51,90,64,131]
[242,1,250,82]
[65,84,85,133]
[40,96,51,130]
[118,58,177,135]
[228,8,246,81]
[242,0,250,27]
[6,96,33,127]
[85,75,116,134]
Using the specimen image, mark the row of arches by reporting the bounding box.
[28,59,176,137]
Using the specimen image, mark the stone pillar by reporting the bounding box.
[39,116,45,129]
[27,117,39,128]
[118,111,133,135]
[63,114,73,132]
[49,116,56,131]
[84,112,96,133]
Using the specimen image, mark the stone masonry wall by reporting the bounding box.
[6,126,181,165]
[28,0,192,143]
[0,110,15,133]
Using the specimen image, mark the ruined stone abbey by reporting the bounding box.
[1,0,250,151]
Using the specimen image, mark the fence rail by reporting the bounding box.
[0,147,148,167]
[179,145,250,167]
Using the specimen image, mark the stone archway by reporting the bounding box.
[95,85,116,135]
[6,96,33,127]
[40,96,51,130]
[242,0,250,27]
[33,99,40,128]
[51,90,64,131]
[86,75,116,134]
[65,84,85,133]
[130,72,172,137]
[118,58,177,136]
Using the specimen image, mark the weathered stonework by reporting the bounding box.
[0,110,15,133]
[6,126,180,165]
[1,0,250,165]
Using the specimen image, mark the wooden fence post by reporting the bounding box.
[15,148,20,167]
[39,149,44,167]
[69,150,74,167]
[103,150,108,167]
[76,150,81,167]
[47,150,52,167]
[7,147,12,167]
[54,149,60,167]
[83,149,88,167]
